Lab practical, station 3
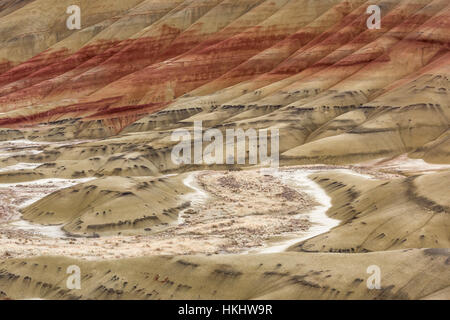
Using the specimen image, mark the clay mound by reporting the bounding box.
[0,0,444,139]
[0,0,449,301]
[20,175,190,236]
[0,249,448,299]
[281,52,450,164]
[0,0,446,206]
[410,130,450,163]
[0,0,144,77]
[289,170,450,253]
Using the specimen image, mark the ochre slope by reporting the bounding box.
[290,170,450,253]
[0,0,145,76]
[21,175,190,236]
[0,249,448,299]
[0,0,449,301]
[0,0,186,98]
[0,0,447,165]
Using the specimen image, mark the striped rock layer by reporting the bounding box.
[0,0,448,164]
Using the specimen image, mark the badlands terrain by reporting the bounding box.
[0,0,449,300]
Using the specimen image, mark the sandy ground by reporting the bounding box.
[0,169,315,259]
[253,168,338,253]
[0,178,95,222]
[0,139,97,159]
[0,140,444,260]
[0,165,390,260]
[357,154,450,174]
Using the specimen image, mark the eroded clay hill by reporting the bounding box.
[0,0,449,301]
[1,248,449,299]
[0,0,447,168]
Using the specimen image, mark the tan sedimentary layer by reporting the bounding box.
[0,248,448,300]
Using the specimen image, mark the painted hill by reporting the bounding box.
[0,0,448,300]
[0,0,447,167]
